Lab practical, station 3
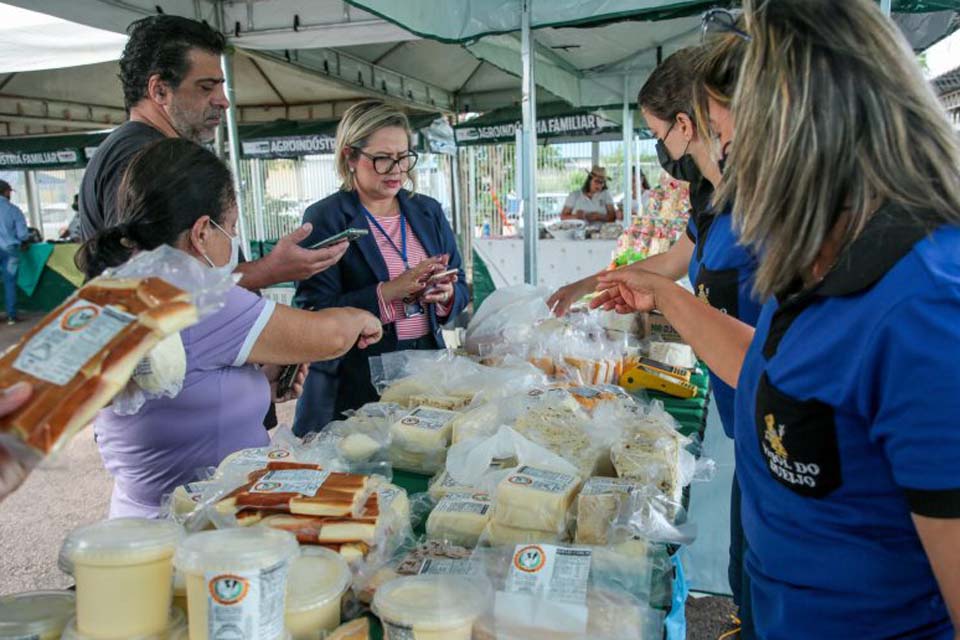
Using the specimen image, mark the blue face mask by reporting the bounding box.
[202,219,240,274]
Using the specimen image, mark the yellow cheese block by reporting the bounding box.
[426,492,493,548]
[493,466,580,533]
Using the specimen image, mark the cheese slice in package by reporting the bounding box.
[426,492,493,548]
[494,466,581,533]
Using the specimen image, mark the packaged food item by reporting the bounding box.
[647,340,696,367]
[372,575,491,640]
[388,406,457,474]
[214,443,298,479]
[60,608,185,640]
[216,462,369,517]
[493,466,581,534]
[60,518,182,639]
[174,527,299,640]
[472,544,660,640]
[0,276,198,499]
[512,398,607,479]
[481,520,566,546]
[130,331,187,395]
[425,492,493,548]
[611,422,685,508]
[575,477,642,545]
[285,549,351,640]
[0,590,74,640]
[356,542,479,605]
[168,479,217,517]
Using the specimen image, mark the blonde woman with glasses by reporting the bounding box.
[595,1,960,637]
[293,100,468,435]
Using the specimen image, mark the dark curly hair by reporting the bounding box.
[120,15,226,111]
[77,139,235,279]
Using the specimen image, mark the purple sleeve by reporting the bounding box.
[181,285,276,369]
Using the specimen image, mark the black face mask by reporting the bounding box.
[656,120,701,183]
[717,142,731,175]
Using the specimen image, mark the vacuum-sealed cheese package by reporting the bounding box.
[0,246,232,501]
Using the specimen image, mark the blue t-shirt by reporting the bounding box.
[687,203,762,436]
[735,205,960,639]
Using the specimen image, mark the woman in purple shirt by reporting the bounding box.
[78,139,383,517]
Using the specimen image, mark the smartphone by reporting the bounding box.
[275,364,300,398]
[427,268,459,284]
[308,228,369,249]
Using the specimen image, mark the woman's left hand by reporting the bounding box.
[263,363,309,403]
[420,277,457,306]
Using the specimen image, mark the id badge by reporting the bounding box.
[403,297,425,318]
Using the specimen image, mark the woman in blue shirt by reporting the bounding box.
[596,1,960,637]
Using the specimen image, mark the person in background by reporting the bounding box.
[80,139,382,518]
[59,194,82,242]
[596,2,960,637]
[0,180,29,325]
[560,165,617,223]
[619,167,653,218]
[293,100,469,434]
[78,15,346,292]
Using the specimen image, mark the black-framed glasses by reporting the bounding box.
[701,8,751,43]
[353,148,419,174]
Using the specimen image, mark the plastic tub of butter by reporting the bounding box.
[60,518,182,639]
[285,548,351,640]
[174,527,299,640]
[61,607,186,640]
[0,590,74,640]
[373,575,491,640]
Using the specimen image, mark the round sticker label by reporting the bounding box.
[209,574,249,605]
[513,545,546,573]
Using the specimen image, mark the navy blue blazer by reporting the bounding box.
[292,188,469,435]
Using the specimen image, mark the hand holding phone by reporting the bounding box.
[308,228,369,249]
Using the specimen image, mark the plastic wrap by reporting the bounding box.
[425,491,493,548]
[354,540,480,606]
[446,426,578,490]
[491,465,581,538]
[464,285,552,355]
[0,246,232,502]
[471,543,663,640]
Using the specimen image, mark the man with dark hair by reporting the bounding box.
[0,180,29,325]
[79,15,347,291]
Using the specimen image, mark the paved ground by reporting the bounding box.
[0,312,736,638]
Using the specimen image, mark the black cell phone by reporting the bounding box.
[308,228,369,249]
[275,364,300,398]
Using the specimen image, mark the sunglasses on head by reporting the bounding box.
[701,8,752,43]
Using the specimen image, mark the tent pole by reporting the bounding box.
[514,127,524,236]
[880,0,892,16]
[591,141,600,168]
[622,75,634,229]
[24,170,42,232]
[222,52,252,259]
[251,158,267,241]
[520,0,539,285]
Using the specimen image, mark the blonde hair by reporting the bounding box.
[720,0,960,299]
[335,99,417,192]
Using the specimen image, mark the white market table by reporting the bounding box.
[473,238,618,291]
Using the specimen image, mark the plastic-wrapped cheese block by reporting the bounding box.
[575,477,642,545]
[338,433,382,462]
[512,406,604,480]
[647,341,696,369]
[611,426,683,508]
[426,492,493,548]
[493,466,581,533]
[132,331,186,394]
[389,406,457,473]
[0,276,197,499]
[169,480,217,517]
[482,520,566,546]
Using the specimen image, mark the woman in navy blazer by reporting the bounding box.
[293,101,468,435]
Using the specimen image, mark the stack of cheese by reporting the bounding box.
[388,406,458,474]
[425,491,493,548]
[610,416,686,514]
[512,401,609,479]
[527,355,624,386]
[483,465,581,545]
[215,461,408,563]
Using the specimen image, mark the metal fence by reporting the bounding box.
[457,138,662,236]
[0,168,83,241]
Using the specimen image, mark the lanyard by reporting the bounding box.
[364,208,409,269]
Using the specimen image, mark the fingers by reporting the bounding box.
[588,288,616,310]
[0,382,31,418]
[285,223,313,244]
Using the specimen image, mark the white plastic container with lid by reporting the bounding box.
[174,527,299,640]
[0,590,74,640]
[60,608,186,640]
[285,548,351,640]
[372,575,491,640]
[60,518,182,639]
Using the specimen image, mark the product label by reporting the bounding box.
[13,300,135,385]
[435,493,491,515]
[508,466,577,494]
[506,544,592,604]
[400,407,456,431]
[250,469,330,495]
[382,621,416,640]
[206,560,288,640]
[419,556,484,577]
[580,477,638,496]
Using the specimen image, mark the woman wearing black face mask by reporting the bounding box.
[553,45,762,638]
[549,47,718,317]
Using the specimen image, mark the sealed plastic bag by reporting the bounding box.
[354,539,481,605]
[0,245,232,501]
[471,543,663,640]
[464,285,552,355]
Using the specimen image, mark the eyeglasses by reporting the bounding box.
[353,148,419,174]
[701,8,751,43]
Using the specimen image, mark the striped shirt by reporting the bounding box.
[370,214,452,340]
